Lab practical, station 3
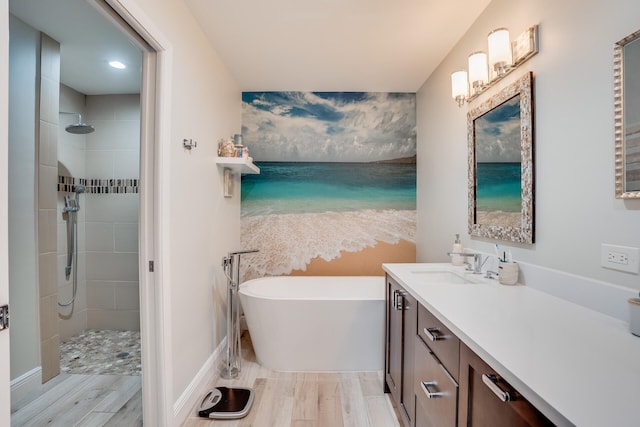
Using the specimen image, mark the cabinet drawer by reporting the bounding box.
[459,343,554,427]
[418,304,459,379]
[414,337,458,427]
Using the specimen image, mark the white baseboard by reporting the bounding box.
[10,367,42,406]
[173,337,226,426]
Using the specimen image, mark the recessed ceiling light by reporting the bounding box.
[109,60,126,69]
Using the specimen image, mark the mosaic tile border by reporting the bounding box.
[58,175,139,194]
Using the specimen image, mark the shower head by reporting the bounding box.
[73,183,85,210]
[60,112,95,134]
[66,122,95,134]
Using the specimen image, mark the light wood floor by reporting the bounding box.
[181,332,401,427]
[11,373,142,427]
[11,331,399,427]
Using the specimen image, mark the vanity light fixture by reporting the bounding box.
[451,25,538,106]
[109,60,126,69]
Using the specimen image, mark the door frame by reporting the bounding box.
[1,3,11,426]
[91,1,174,425]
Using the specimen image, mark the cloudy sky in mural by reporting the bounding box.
[474,95,521,163]
[242,92,416,162]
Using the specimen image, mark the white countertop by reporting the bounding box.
[383,263,640,427]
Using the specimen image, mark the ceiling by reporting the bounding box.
[185,0,491,92]
[9,0,142,95]
[9,0,491,95]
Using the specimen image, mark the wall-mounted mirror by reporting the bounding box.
[467,72,534,244]
[614,29,640,199]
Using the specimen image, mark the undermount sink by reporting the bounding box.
[410,270,476,284]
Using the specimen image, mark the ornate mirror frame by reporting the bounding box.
[614,29,640,199]
[467,72,534,244]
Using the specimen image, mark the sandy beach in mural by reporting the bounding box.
[476,210,521,228]
[240,209,416,280]
[290,239,415,276]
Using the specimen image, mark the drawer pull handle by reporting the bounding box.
[396,290,407,310]
[420,381,443,398]
[482,374,510,402]
[424,327,442,341]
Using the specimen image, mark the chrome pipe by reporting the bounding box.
[220,249,259,379]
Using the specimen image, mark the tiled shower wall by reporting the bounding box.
[85,94,140,331]
[39,34,61,383]
[57,90,141,339]
[58,84,88,341]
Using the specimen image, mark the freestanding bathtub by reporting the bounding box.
[239,275,385,371]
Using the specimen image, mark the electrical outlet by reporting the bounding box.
[608,251,628,264]
[601,244,640,274]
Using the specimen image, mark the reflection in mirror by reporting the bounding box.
[468,72,534,244]
[473,94,522,228]
[614,30,640,198]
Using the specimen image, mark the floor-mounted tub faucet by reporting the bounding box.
[221,249,259,380]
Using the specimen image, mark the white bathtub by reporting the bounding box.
[239,275,385,372]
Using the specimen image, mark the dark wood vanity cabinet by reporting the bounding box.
[385,275,417,427]
[458,343,554,427]
[386,274,554,427]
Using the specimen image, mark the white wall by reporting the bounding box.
[124,0,242,411]
[417,0,640,290]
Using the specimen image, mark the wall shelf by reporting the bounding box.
[215,157,260,175]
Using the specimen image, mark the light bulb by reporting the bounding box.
[488,28,512,76]
[451,71,468,106]
[468,52,488,93]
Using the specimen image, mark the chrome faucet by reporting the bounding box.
[222,249,259,288]
[447,252,483,274]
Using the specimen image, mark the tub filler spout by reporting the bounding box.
[221,249,259,379]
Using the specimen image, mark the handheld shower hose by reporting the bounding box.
[59,185,85,307]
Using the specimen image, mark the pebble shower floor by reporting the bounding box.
[60,329,141,376]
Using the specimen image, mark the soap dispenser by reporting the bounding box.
[451,234,464,266]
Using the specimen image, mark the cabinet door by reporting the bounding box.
[401,289,417,426]
[386,278,403,402]
[414,337,458,427]
[458,344,554,427]
[385,276,417,427]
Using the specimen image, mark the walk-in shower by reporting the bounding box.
[59,184,85,307]
[59,111,95,134]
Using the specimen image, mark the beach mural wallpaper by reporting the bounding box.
[240,92,416,279]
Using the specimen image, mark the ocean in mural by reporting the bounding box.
[240,92,416,279]
[242,162,416,216]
